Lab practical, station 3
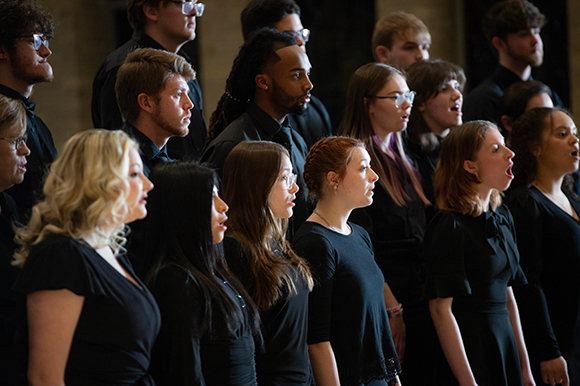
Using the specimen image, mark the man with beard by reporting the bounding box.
[0,0,57,219]
[241,0,332,148]
[116,48,194,176]
[463,0,562,122]
[92,0,206,160]
[203,28,311,237]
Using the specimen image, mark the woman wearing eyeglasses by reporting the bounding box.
[0,95,31,386]
[221,141,314,386]
[343,63,439,384]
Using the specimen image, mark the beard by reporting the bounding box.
[271,80,309,116]
[151,107,189,139]
[10,54,53,85]
[507,44,544,67]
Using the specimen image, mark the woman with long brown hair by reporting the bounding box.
[221,140,314,385]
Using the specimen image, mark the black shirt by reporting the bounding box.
[91,30,206,160]
[1,84,57,219]
[121,122,172,177]
[288,95,332,149]
[223,236,312,385]
[202,102,310,237]
[463,65,563,123]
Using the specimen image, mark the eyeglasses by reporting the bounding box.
[20,34,50,51]
[280,173,297,189]
[171,1,205,16]
[0,133,28,151]
[288,28,310,43]
[369,90,416,108]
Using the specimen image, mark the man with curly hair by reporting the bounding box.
[0,0,57,220]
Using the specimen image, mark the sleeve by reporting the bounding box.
[222,237,251,288]
[13,237,105,297]
[500,206,528,287]
[422,212,471,300]
[292,231,336,345]
[149,266,206,386]
[91,64,124,130]
[505,191,562,361]
[200,139,237,175]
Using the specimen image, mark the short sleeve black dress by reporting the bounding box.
[13,235,161,386]
[292,222,401,386]
[148,264,257,386]
[223,236,312,385]
[423,206,528,386]
[505,186,580,384]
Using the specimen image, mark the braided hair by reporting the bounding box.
[208,28,296,140]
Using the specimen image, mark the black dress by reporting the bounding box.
[13,235,161,386]
[148,264,257,386]
[292,222,401,386]
[223,236,312,385]
[423,206,528,386]
[506,186,580,385]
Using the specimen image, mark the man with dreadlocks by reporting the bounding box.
[202,27,312,238]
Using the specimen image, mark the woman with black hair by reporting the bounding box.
[140,161,260,386]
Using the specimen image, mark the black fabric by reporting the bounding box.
[121,122,172,177]
[423,206,528,386]
[287,95,333,149]
[292,222,401,386]
[1,84,57,219]
[463,65,563,123]
[349,147,442,384]
[91,30,206,160]
[13,235,161,386]
[0,192,27,386]
[223,236,313,385]
[148,264,257,386]
[202,102,310,238]
[506,186,580,385]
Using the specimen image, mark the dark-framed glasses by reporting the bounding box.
[0,133,28,151]
[369,90,416,108]
[171,1,205,16]
[281,173,297,189]
[20,34,50,51]
[289,28,310,43]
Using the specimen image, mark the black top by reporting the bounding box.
[0,192,27,386]
[223,236,312,385]
[463,65,563,123]
[91,30,206,160]
[423,206,527,386]
[287,95,333,149]
[505,186,580,364]
[13,235,161,386]
[148,264,257,386]
[292,222,401,386]
[349,148,426,312]
[1,84,57,219]
[202,102,310,237]
[121,122,172,177]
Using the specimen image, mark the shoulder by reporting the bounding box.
[292,223,335,253]
[505,186,543,213]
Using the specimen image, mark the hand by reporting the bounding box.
[388,315,406,363]
[522,366,536,386]
[540,356,569,386]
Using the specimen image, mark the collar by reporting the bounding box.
[246,102,291,139]
[491,65,533,92]
[0,84,36,117]
[122,122,169,162]
[132,30,192,63]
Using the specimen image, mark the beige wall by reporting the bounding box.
[27,0,579,151]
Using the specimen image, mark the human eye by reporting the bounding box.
[404,44,417,51]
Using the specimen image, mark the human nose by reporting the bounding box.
[183,94,193,110]
[38,42,52,57]
[290,181,299,194]
[303,74,313,91]
[18,140,31,156]
[142,175,154,192]
[417,47,428,60]
[506,146,515,160]
[217,195,228,213]
[369,167,379,182]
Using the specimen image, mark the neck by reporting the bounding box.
[0,73,34,98]
[312,197,352,233]
[131,117,170,149]
[534,167,565,196]
[498,55,531,80]
[143,26,185,54]
[474,184,493,213]
[253,92,287,124]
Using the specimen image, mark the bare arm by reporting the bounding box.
[429,297,478,386]
[506,287,537,386]
[383,283,405,362]
[27,289,84,386]
[308,341,341,386]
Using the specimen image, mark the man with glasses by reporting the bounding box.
[0,0,58,219]
[241,0,333,149]
[92,0,207,160]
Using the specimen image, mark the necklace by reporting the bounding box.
[313,210,350,234]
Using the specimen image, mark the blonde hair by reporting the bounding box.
[372,11,431,61]
[0,94,26,136]
[13,129,139,266]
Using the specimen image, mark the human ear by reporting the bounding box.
[255,74,270,91]
[500,115,513,133]
[463,159,478,175]
[0,45,8,60]
[137,93,155,114]
[143,3,159,22]
[326,171,339,187]
[418,102,427,113]
[375,45,390,64]
[491,36,507,55]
